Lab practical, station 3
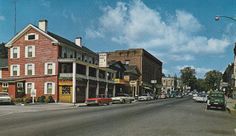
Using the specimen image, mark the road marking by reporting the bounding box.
[234,128,236,134]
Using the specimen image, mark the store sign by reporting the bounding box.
[99,53,108,67]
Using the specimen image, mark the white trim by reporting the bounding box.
[25,82,34,94]
[44,62,56,75]
[5,24,59,48]
[25,45,35,58]
[0,69,2,79]
[10,48,13,59]
[25,63,35,76]
[44,82,55,95]
[2,82,8,88]
[10,64,20,76]
[17,47,20,58]
[24,33,39,41]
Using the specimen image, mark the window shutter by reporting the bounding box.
[32,64,35,75]
[52,63,56,75]
[10,65,13,76]
[32,46,35,57]
[0,70,2,78]
[10,48,13,59]
[25,35,28,40]
[17,47,20,58]
[35,34,39,40]
[25,46,28,58]
[44,63,48,75]
[52,82,55,94]
[44,82,47,94]
[17,65,20,76]
[25,64,28,75]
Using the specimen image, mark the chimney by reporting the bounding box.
[38,20,48,32]
[75,37,82,47]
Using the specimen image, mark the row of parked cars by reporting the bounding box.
[192,91,226,110]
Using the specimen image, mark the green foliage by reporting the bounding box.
[38,95,46,103]
[23,96,32,103]
[180,67,197,90]
[45,95,54,103]
[195,79,207,92]
[204,70,222,91]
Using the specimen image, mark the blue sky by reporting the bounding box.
[0,0,236,78]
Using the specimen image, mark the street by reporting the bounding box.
[0,97,235,136]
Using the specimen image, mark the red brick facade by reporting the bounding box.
[1,26,59,101]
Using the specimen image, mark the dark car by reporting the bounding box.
[206,92,226,110]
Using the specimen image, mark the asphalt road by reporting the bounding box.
[0,97,235,136]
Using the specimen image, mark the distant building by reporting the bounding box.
[162,77,175,94]
[103,48,162,96]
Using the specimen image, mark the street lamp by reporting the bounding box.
[215,15,236,22]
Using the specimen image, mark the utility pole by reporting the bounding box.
[14,0,16,35]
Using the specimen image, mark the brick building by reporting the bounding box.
[105,49,162,96]
[0,20,115,103]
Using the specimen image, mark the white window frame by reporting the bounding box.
[25,63,35,76]
[10,64,20,76]
[25,45,35,58]
[2,82,8,88]
[44,62,55,75]
[10,47,20,59]
[44,82,55,95]
[25,82,34,94]
[24,33,39,41]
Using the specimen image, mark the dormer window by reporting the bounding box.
[25,33,39,41]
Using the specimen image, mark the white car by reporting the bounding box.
[194,94,208,102]
[138,94,152,101]
[0,92,12,104]
[192,93,198,100]
[112,94,134,104]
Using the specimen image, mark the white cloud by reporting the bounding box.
[86,0,230,61]
[0,16,5,21]
[40,0,51,8]
[62,9,77,23]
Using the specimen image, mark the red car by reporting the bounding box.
[85,94,112,106]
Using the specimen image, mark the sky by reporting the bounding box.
[0,0,236,78]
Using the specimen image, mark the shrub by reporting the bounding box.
[45,95,54,103]
[234,104,236,110]
[38,95,46,103]
[23,96,32,103]
[13,98,24,103]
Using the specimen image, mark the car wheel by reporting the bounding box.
[122,99,126,104]
[207,105,210,110]
[222,106,226,111]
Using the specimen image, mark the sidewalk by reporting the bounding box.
[225,97,236,116]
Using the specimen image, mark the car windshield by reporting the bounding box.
[210,93,224,98]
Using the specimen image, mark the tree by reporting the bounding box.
[0,43,7,58]
[180,67,197,91]
[195,79,207,92]
[204,70,222,91]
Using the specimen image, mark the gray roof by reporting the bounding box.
[47,32,98,57]
[0,58,8,68]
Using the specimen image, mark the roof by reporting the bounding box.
[47,32,98,57]
[0,58,8,68]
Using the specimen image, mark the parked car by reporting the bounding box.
[0,92,12,104]
[207,92,226,110]
[85,94,112,106]
[194,94,207,102]
[176,94,183,98]
[138,94,152,101]
[192,93,198,100]
[112,93,134,104]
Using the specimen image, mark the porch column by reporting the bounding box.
[96,69,99,96]
[86,66,89,99]
[105,72,108,97]
[72,61,76,104]
[113,84,116,97]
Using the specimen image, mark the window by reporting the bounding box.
[25,64,35,76]
[25,82,34,94]
[25,46,35,58]
[25,33,38,41]
[44,82,55,94]
[2,82,8,92]
[17,82,23,88]
[28,34,35,40]
[45,62,55,75]
[11,65,20,76]
[10,47,20,59]
[2,82,8,88]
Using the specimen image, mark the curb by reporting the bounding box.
[226,106,236,116]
